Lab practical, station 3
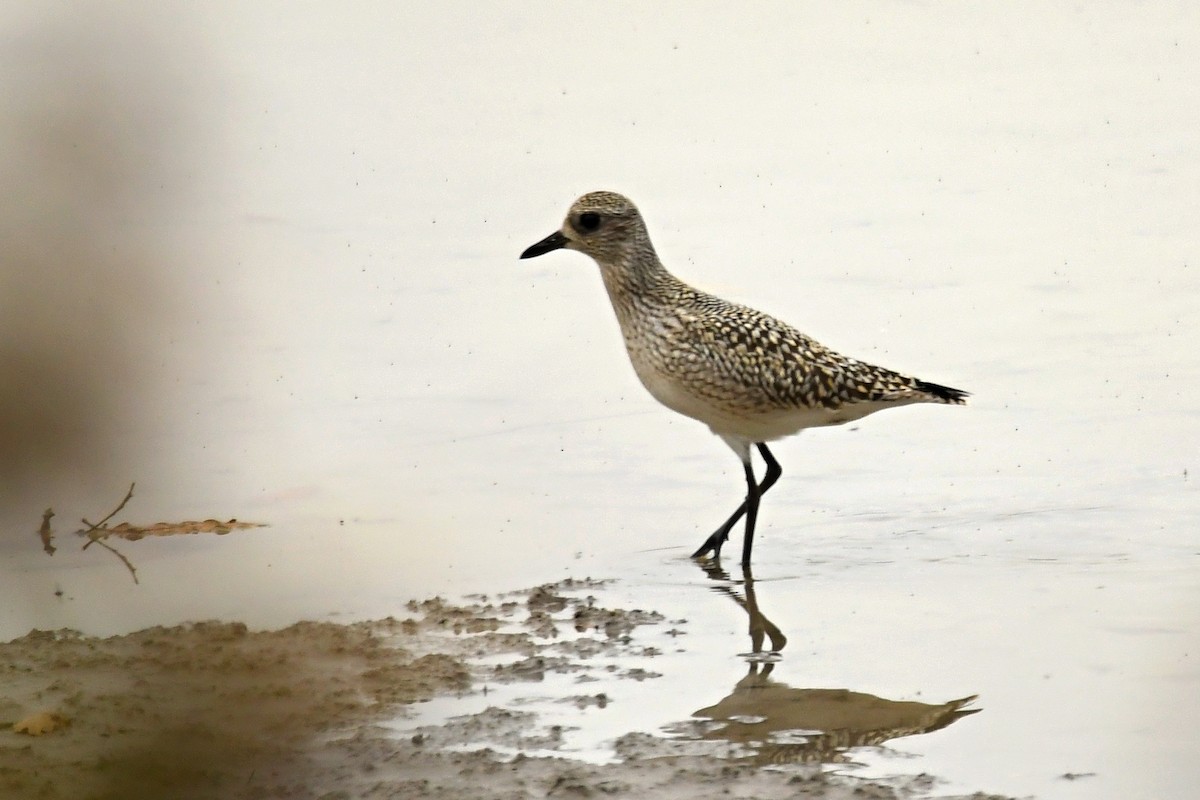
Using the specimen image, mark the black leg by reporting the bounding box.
[739,460,760,565]
[755,443,782,493]
[691,443,782,560]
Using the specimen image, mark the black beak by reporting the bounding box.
[520,230,569,259]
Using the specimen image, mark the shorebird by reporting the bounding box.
[520,191,967,566]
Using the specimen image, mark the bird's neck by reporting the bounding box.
[598,252,680,327]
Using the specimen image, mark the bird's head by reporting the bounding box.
[520,191,652,265]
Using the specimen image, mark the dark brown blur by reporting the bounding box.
[0,10,205,519]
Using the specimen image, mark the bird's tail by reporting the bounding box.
[916,380,970,405]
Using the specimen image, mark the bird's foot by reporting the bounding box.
[691,528,730,560]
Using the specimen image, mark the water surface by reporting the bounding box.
[2,5,1197,799]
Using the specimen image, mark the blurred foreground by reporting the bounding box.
[0,580,1009,800]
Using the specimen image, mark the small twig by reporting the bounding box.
[81,482,136,537]
[74,483,141,583]
[38,508,56,555]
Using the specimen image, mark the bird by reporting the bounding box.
[519,191,967,566]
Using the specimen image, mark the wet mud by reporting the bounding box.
[0,580,1009,799]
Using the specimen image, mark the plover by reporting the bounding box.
[520,191,967,565]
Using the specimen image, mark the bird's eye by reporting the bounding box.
[578,211,601,232]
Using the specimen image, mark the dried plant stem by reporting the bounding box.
[81,482,136,535]
[78,483,140,584]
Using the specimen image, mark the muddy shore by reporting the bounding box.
[0,580,1014,799]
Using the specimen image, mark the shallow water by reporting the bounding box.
[2,4,1198,799]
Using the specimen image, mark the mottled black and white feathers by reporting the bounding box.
[522,191,966,445]
[520,190,967,564]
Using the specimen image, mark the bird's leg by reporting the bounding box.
[692,443,782,560]
[754,443,782,494]
[739,444,781,565]
[739,460,761,565]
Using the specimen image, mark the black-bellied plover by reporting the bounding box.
[520,191,967,566]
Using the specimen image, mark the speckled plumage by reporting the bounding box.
[520,191,967,565]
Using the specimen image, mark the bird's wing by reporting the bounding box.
[665,300,922,410]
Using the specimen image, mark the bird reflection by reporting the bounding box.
[685,561,979,765]
[698,559,787,658]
